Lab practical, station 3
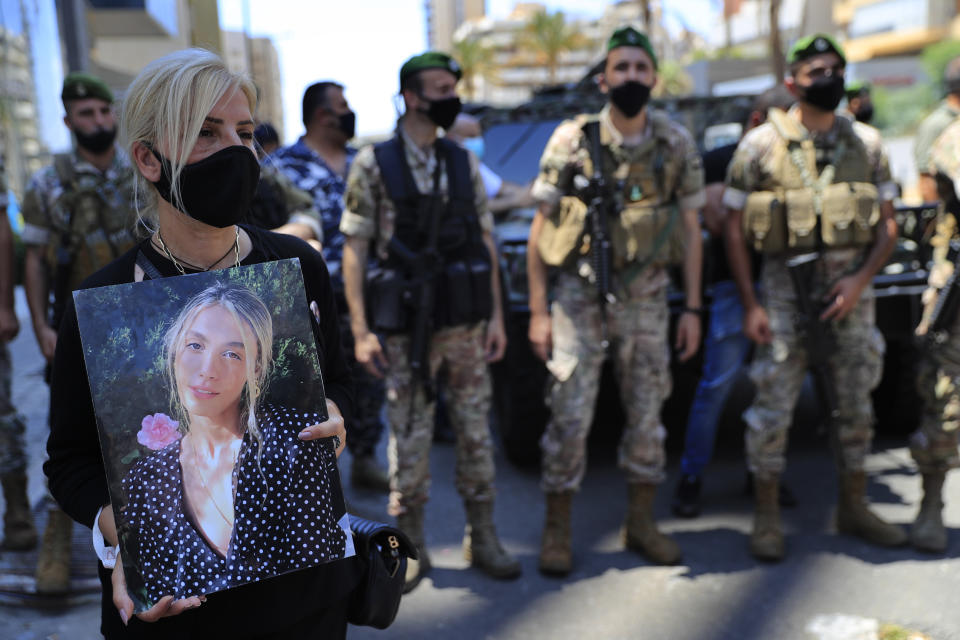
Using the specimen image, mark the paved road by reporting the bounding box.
[2,286,958,640]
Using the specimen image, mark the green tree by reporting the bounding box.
[921,39,960,87]
[519,9,586,85]
[452,36,497,101]
[653,60,694,97]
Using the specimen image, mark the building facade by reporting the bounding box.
[0,24,47,202]
[427,0,486,52]
[222,31,284,133]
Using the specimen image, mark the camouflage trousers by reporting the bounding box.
[383,322,495,516]
[338,313,385,459]
[0,343,27,475]
[541,272,671,492]
[744,257,885,474]
[912,310,960,473]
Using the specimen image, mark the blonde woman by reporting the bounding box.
[119,282,348,610]
[44,48,361,638]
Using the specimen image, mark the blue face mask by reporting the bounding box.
[462,136,485,160]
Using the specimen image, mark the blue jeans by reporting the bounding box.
[680,280,752,476]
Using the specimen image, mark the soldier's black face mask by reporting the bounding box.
[855,105,874,124]
[418,95,462,130]
[149,145,261,229]
[74,127,116,154]
[337,110,356,139]
[799,75,845,112]
[609,81,652,118]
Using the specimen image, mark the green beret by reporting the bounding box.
[399,52,462,88]
[787,34,846,66]
[61,72,113,104]
[607,26,658,70]
[845,80,870,99]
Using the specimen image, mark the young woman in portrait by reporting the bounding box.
[44,48,362,639]
[119,283,348,609]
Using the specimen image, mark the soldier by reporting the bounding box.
[914,56,960,204]
[910,115,960,553]
[844,81,874,124]
[340,52,521,590]
[724,34,905,561]
[527,26,705,575]
[21,72,138,593]
[273,82,389,491]
[0,144,36,553]
[673,85,798,519]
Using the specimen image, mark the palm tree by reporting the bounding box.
[519,9,586,85]
[452,36,497,102]
[769,0,785,84]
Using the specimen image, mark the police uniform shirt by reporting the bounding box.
[339,125,494,258]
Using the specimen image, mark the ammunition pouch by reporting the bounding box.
[438,254,492,327]
[744,182,879,254]
[365,266,409,334]
[820,182,879,247]
[366,253,493,335]
[537,196,587,268]
[613,202,684,268]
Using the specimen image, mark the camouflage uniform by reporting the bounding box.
[914,101,960,181]
[533,105,705,491]
[723,108,898,474]
[21,149,137,296]
[340,126,496,516]
[0,152,27,475]
[913,119,960,473]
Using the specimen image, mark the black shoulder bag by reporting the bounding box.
[347,513,418,629]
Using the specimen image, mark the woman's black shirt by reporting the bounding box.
[43,226,361,638]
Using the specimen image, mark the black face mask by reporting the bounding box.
[854,105,874,124]
[338,110,356,139]
[418,95,462,130]
[75,128,117,154]
[800,75,845,112]
[150,145,261,228]
[609,81,652,119]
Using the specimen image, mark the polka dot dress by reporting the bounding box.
[119,404,347,609]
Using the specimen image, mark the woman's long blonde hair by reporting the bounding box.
[164,283,273,458]
[120,48,257,229]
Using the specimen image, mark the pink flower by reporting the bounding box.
[137,413,181,451]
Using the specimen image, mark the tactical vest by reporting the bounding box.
[741,109,880,255]
[366,135,492,333]
[537,111,686,273]
[49,153,136,292]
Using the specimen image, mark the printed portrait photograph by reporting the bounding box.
[73,259,354,613]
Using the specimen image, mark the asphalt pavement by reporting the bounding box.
[1,285,957,640]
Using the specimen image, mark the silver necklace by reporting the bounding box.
[154,226,241,275]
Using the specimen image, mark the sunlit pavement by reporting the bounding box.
[2,285,957,640]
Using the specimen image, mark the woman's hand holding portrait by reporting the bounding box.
[100,504,204,625]
[112,554,205,625]
[297,398,347,457]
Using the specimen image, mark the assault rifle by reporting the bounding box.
[396,149,446,433]
[580,121,615,350]
[785,252,843,471]
[925,246,960,344]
